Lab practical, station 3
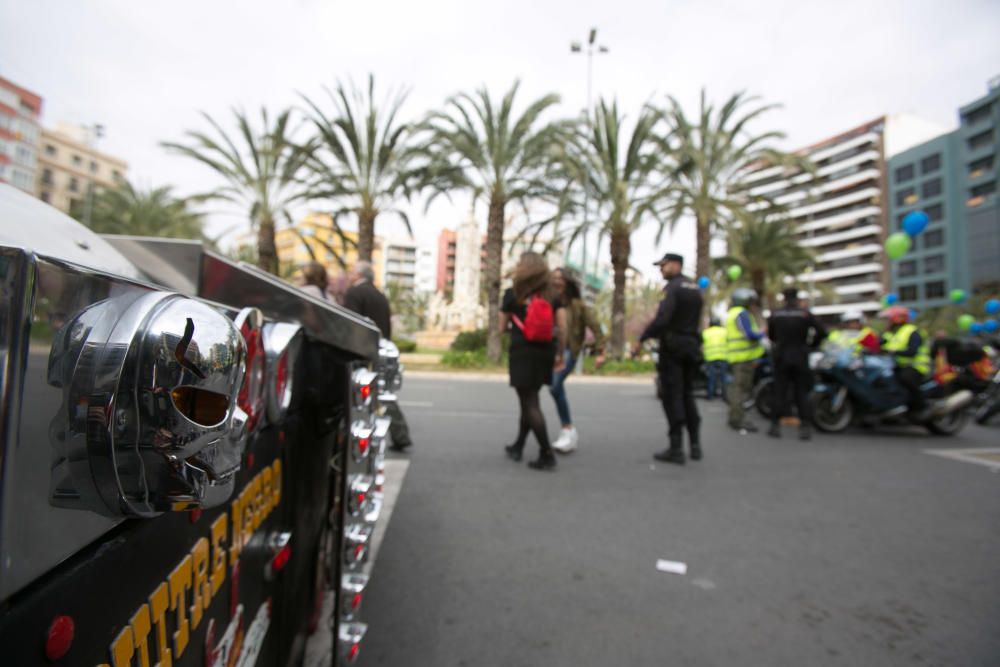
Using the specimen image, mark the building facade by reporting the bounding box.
[36,123,128,214]
[273,212,384,286]
[740,115,947,318]
[0,77,42,194]
[382,238,419,290]
[958,77,1000,288]
[887,132,966,309]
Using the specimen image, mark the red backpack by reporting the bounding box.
[511,296,554,343]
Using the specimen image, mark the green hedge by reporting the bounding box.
[582,356,656,375]
[392,338,417,353]
[441,349,494,368]
[450,329,488,351]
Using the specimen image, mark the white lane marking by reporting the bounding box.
[924,447,1000,471]
[399,400,434,407]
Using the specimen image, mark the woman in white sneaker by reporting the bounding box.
[549,268,606,453]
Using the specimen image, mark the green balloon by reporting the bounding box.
[957,314,975,331]
[949,288,967,304]
[727,265,743,281]
[885,232,912,260]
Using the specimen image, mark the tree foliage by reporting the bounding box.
[73,180,204,239]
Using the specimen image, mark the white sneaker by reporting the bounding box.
[552,429,572,452]
[562,427,579,453]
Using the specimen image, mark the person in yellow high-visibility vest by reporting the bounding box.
[725,288,766,432]
[701,318,728,400]
[880,306,931,416]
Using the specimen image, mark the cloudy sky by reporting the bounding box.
[3,0,999,278]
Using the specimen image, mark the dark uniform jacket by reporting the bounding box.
[766,306,827,366]
[639,275,704,358]
[344,279,392,339]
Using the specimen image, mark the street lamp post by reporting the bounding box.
[570,28,608,295]
[82,123,105,229]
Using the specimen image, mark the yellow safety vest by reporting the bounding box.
[702,326,728,362]
[725,307,765,364]
[884,323,930,374]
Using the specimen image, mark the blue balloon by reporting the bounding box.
[984,319,999,333]
[986,299,1000,315]
[884,293,899,305]
[908,308,919,322]
[970,322,983,334]
[698,276,710,289]
[902,210,929,237]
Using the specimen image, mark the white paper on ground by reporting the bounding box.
[656,559,688,575]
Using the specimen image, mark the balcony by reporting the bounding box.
[816,243,881,263]
[834,281,884,296]
[798,261,883,283]
[809,132,880,165]
[796,206,881,234]
[789,187,881,219]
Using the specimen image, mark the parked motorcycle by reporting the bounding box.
[810,343,974,435]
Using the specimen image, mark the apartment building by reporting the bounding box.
[740,115,946,317]
[0,76,42,194]
[958,77,1000,287]
[382,237,436,292]
[273,212,384,285]
[36,123,128,214]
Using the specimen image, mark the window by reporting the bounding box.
[971,181,996,198]
[926,203,943,222]
[921,178,942,198]
[924,254,945,273]
[89,160,98,173]
[45,144,56,157]
[41,168,53,184]
[896,187,915,206]
[963,104,992,126]
[71,154,82,166]
[898,260,917,277]
[69,177,79,193]
[895,164,914,182]
[967,130,994,152]
[924,229,944,248]
[925,281,945,299]
[920,154,941,174]
[112,170,122,181]
[899,285,919,301]
[40,191,50,203]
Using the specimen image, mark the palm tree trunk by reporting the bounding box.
[358,209,377,262]
[609,230,630,359]
[485,195,506,363]
[695,212,711,282]
[257,213,278,274]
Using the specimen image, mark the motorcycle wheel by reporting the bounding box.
[926,409,970,435]
[754,378,775,420]
[974,388,999,425]
[813,392,853,432]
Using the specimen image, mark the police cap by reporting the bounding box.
[653,253,684,266]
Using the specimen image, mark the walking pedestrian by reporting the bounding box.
[549,267,606,453]
[298,261,329,301]
[639,253,704,464]
[766,287,827,440]
[501,252,567,471]
[701,317,728,400]
[725,288,765,433]
[343,261,414,452]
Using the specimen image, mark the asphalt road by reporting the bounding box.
[356,373,1000,667]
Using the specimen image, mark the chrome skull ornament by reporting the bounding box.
[48,291,250,517]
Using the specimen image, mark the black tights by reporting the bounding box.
[512,386,552,455]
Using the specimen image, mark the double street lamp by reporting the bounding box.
[570,28,608,291]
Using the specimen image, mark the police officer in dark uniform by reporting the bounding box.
[766,286,827,440]
[640,253,704,464]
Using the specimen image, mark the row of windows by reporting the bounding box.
[895,177,942,205]
[962,103,993,127]
[897,254,946,277]
[896,203,943,229]
[894,153,941,183]
[967,129,994,152]
[898,281,946,301]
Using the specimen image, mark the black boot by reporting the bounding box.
[654,435,686,465]
[798,423,812,441]
[689,442,703,461]
[767,422,781,438]
[504,444,523,462]
[527,450,557,471]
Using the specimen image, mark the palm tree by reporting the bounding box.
[659,89,811,281]
[550,100,675,357]
[73,179,204,239]
[300,75,420,262]
[162,107,310,274]
[714,211,817,307]
[417,81,568,362]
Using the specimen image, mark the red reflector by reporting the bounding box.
[357,438,369,456]
[360,384,371,400]
[348,644,361,662]
[279,430,286,444]
[189,508,202,523]
[272,544,292,572]
[351,592,363,610]
[356,492,366,507]
[275,351,289,401]
[353,544,364,560]
[45,615,74,660]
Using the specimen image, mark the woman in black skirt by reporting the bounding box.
[500,252,567,470]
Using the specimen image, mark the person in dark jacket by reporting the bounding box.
[344,261,412,452]
[639,252,704,465]
[766,287,827,440]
